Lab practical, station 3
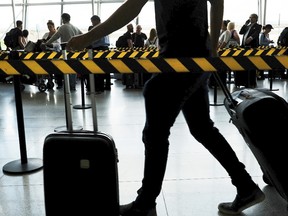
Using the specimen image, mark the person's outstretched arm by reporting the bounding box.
[208,0,224,57]
[67,0,148,51]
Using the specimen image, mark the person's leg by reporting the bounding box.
[181,82,264,214]
[104,73,111,90]
[94,74,104,92]
[121,73,204,215]
[181,83,254,190]
[55,74,63,89]
[84,74,90,93]
[69,74,77,91]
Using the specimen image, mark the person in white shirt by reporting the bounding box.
[144,28,159,49]
[218,20,231,49]
[42,20,61,52]
[227,21,240,48]
[42,13,82,90]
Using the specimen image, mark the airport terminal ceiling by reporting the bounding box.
[0,0,287,48]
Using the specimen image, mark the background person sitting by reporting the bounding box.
[259,24,274,46]
[144,28,159,49]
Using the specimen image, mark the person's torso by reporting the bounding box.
[132,33,146,47]
[120,31,132,47]
[91,35,110,49]
[59,23,82,42]
[154,0,209,57]
[259,32,270,46]
[219,30,231,44]
[248,24,261,47]
[13,28,23,47]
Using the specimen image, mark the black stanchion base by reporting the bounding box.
[2,158,43,175]
[54,125,83,132]
[73,104,92,109]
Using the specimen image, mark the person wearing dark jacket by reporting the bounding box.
[132,24,147,47]
[239,13,262,48]
[236,13,262,87]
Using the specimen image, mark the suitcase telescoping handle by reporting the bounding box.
[88,49,98,132]
[212,72,238,109]
[61,45,98,132]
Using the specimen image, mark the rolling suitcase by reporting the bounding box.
[43,70,119,215]
[214,72,288,203]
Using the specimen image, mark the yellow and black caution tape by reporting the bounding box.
[0,46,287,60]
[218,46,288,57]
[0,49,159,60]
[0,55,287,76]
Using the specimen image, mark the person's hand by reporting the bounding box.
[66,34,88,51]
[245,37,253,45]
[40,43,47,51]
[245,19,250,25]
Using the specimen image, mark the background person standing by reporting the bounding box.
[236,13,262,87]
[42,13,82,90]
[86,15,111,93]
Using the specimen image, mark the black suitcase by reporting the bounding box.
[223,87,288,202]
[43,70,119,215]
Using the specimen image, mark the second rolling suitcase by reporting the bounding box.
[223,87,288,203]
[43,70,119,215]
[43,131,119,216]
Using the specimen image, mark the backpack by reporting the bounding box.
[4,28,18,49]
[116,35,128,48]
[277,27,288,46]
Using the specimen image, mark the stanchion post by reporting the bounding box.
[2,51,43,175]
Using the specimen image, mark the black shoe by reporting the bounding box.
[120,202,157,216]
[56,85,63,89]
[218,186,265,215]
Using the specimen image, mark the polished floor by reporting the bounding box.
[0,74,288,216]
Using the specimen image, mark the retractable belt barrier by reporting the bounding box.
[0,47,159,60]
[0,46,287,60]
[218,46,288,57]
[0,47,287,76]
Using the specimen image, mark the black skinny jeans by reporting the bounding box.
[135,73,255,208]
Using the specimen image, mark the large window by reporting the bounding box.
[25,5,61,41]
[0,0,287,49]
